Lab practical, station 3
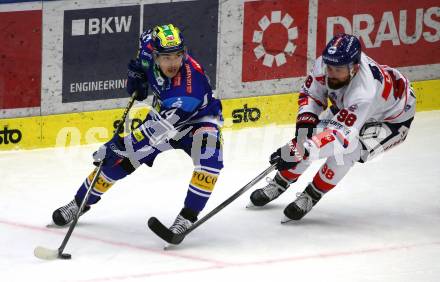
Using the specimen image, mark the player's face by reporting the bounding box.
[326,65,351,89]
[156,51,184,78]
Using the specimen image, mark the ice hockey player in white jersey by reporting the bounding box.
[248,33,416,222]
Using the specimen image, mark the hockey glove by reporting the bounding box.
[127,59,148,101]
[92,135,126,167]
[270,139,308,171]
[295,112,319,142]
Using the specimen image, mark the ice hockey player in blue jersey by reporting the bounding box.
[52,24,224,235]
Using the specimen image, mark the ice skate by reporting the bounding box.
[247,174,290,208]
[52,197,90,226]
[169,214,194,234]
[161,214,194,249]
[281,184,322,223]
[160,208,197,248]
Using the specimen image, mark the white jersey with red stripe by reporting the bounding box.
[299,53,416,160]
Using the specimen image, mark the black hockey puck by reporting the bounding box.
[59,253,72,259]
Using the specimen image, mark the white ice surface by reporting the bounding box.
[1,111,440,282]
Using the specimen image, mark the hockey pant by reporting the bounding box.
[75,122,223,213]
[277,114,413,194]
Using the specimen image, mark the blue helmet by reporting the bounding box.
[322,33,361,66]
[152,24,185,54]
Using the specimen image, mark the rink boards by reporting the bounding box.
[1,79,439,151]
[2,0,440,150]
[2,0,440,117]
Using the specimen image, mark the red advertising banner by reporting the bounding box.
[0,10,42,110]
[317,0,440,68]
[242,0,309,82]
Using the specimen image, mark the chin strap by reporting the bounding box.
[152,63,165,86]
[349,63,360,80]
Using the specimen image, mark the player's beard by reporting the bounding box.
[327,77,350,90]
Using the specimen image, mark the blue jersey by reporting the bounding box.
[136,29,223,128]
[75,29,224,210]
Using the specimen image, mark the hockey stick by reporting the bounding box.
[148,163,277,245]
[34,92,138,260]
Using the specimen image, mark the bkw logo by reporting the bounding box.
[71,16,133,36]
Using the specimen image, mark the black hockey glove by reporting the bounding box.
[295,112,319,142]
[270,139,308,171]
[127,59,148,101]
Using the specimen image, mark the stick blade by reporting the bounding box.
[147,217,185,245]
[34,246,59,260]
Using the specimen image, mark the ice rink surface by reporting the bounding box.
[1,111,440,282]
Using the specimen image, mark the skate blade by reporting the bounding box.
[46,223,68,229]
[163,243,173,250]
[245,201,256,208]
[281,216,293,224]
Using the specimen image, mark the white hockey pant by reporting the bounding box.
[279,116,413,192]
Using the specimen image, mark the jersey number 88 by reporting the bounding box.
[337,109,357,126]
